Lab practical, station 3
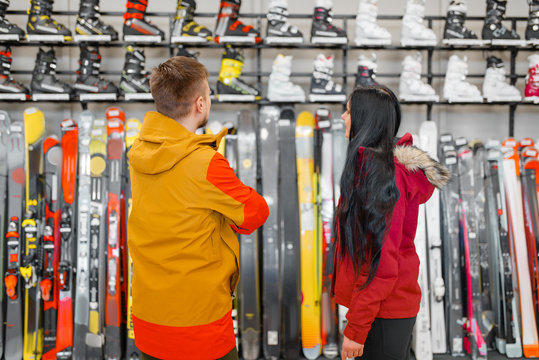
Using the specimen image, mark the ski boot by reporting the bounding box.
[120,46,151,99]
[31,47,72,99]
[214,0,261,44]
[482,0,522,45]
[443,0,482,45]
[524,54,539,102]
[311,0,347,44]
[355,0,391,46]
[355,53,379,88]
[309,53,345,102]
[443,55,482,102]
[266,0,303,44]
[75,0,118,41]
[123,0,164,42]
[267,54,305,102]
[0,0,25,40]
[526,0,539,44]
[171,0,212,43]
[216,46,260,101]
[27,0,72,41]
[399,52,438,102]
[0,47,29,98]
[482,56,521,102]
[400,0,436,46]
[74,46,118,97]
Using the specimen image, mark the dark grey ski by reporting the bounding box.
[4,122,25,360]
[259,106,281,359]
[278,107,301,359]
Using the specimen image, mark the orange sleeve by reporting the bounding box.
[205,152,269,234]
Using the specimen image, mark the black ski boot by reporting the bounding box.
[176,46,198,59]
[266,0,303,43]
[120,46,150,94]
[31,48,72,95]
[171,0,212,42]
[74,46,118,94]
[443,0,479,44]
[526,0,539,42]
[482,0,521,43]
[0,47,29,95]
[311,5,347,43]
[0,0,25,40]
[309,53,345,101]
[27,0,72,40]
[214,0,261,44]
[123,0,164,41]
[355,54,379,88]
[75,0,118,41]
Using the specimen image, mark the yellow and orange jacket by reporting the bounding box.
[127,111,269,359]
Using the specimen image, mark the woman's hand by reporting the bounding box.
[341,335,364,359]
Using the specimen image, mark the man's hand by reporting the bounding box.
[341,335,364,359]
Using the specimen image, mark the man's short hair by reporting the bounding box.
[150,56,209,120]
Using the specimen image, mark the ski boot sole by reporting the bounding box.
[265,36,303,44]
[400,94,440,102]
[171,35,210,43]
[401,38,437,47]
[216,94,258,102]
[27,34,71,42]
[123,34,162,43]
[355,37,391,46]
[311,36,347,44]
[31,92,70,101]
[74,34,112,42]
[442,38,486,46]
[215,35,260,44]
[484,95,522,102]
[308,93,346,102]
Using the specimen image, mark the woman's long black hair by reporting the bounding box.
[336,85,401,287]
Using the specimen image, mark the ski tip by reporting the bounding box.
[297,111,315,127]
[523,344,539,358]
[23,107,45,144]
[302,345,322,360]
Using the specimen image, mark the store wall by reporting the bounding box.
[5,0,536,141]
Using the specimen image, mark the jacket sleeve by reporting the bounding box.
[343,169,408,344]
[204,152,269,234]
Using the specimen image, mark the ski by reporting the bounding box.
[278,107,301,360]
[438,134,465,356]
[124,118,142,360]
[471,140,496,347]
[56,119,78,359]
[87,118,108,359]
[0,110,10,359]
[457,142,487,359]
[4,121,25,360]
[418,121,447,354]
[236,110,261,360]
[42,135,62,360]
[259,106,281,359]
[296,111,321,359]
[105,118,124,360]
[73,111,94,360]
[486,142,522,357]
[502,143,539,357]
[315,107,338,359]
[22,107,46,360]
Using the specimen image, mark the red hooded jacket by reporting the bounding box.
[332,133,450,345]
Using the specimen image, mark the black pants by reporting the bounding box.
[357,317,416,360]
[141,347,238,360]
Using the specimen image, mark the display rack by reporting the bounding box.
[2,9,537,136]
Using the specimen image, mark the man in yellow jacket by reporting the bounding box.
[127,56,269,360]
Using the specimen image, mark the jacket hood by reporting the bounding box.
[128,111,227,175]
[394,132,450,189]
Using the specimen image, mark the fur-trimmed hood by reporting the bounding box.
[394,134,450,189]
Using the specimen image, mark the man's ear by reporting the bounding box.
[195,95,204,113]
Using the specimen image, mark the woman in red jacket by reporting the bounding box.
[332,85,449,360]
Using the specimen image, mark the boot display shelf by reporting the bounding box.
[2,10,537,136]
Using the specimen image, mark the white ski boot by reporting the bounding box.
[355,0,391,46]
[399,52,439,102]
[443,55,483,102]
[266,0,304,44]
[401,0,437,46]
[483,56,522,102]
[309,53,346,102]
[355,53,379,87]
[267,54,306,102]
